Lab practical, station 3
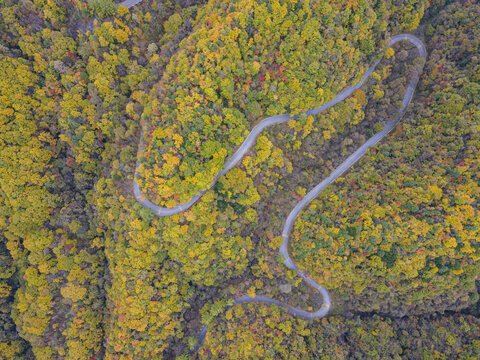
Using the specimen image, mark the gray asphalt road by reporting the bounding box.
[118,0,144,8]
[128,8,426,351]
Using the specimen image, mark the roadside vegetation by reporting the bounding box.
[0,0,478,359]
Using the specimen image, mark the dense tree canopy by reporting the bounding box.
[0,0,478,359]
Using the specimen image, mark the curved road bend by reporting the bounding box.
[119,0,427,352]
[132,32,426,353]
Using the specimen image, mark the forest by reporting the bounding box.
[0,0,479,359]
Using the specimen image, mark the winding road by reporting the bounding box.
[119,0,427,352]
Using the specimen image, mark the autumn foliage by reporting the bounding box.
[0,0,479,359]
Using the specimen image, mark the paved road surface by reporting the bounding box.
[121,0,427,351]
[133,32,426,353]
[118,0,144,8]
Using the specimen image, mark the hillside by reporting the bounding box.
[0,0,479,359]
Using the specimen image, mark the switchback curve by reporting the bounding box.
[119,0,427,350]
[132,31,426,353]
